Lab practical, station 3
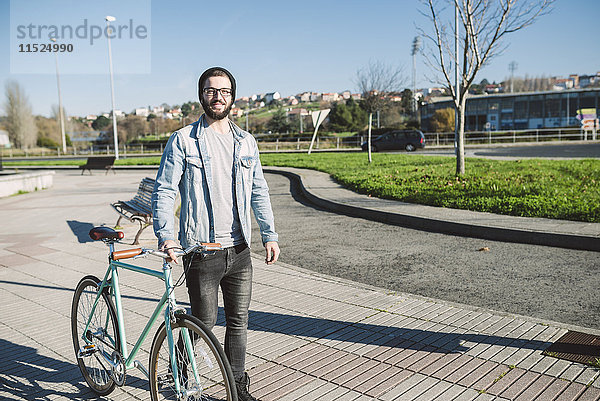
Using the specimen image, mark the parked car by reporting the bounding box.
[361,130,426,152]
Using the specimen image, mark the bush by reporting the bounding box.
[37,136,59,148]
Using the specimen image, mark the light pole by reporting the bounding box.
[411,36,421,117]
[106,15,119,159]
[50,38,67,154]
[509,61,518,93]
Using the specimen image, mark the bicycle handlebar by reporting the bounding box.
[111,243,222,261]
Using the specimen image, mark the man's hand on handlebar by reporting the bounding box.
[159,239,180,264]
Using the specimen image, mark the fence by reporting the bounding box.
[257,127,597,152]
[1,127,597,158]
[423,127,595,146]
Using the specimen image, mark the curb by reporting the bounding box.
[265,167,600,252]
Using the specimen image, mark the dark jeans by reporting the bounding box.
[183,243,252,379]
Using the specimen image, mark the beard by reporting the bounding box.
[201,97,233,120]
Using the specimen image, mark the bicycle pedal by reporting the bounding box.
[77,344,97,358]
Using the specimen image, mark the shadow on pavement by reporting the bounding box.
[0,338,147,400]
[247,310,551,354]
[0,280,550,373]
[66,220,95,243]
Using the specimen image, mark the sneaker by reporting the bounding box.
[235,372,260,401]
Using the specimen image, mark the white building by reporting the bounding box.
[322,93,339,102]
[135,107,149,117]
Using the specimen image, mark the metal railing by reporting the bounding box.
[423,127,597,146]
[1,127,597,158]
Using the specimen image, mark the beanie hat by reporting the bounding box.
[198,67,236,101]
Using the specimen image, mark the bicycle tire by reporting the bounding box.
[149,313,237,401]
[71,275,121,396]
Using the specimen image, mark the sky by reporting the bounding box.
[0,0,598,117]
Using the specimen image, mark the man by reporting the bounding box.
[152,66,279,401]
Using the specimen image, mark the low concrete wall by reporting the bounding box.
[0,170,55,197]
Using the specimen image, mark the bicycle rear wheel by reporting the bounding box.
[149,313,237,401]
[71,275,121,396]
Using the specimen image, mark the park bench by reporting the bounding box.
[80,156,116,175]
[111,177,155,245]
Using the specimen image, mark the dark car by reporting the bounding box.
[361,130,426,152]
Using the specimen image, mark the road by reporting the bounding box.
[418,142,600,159]
[251,172,600,331]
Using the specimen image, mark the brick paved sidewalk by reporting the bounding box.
[0,170,598,400]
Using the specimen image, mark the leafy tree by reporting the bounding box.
[35,116,58,147]
[400,89,414,114]
[266,107,290,135]
[328,102,353,132]
[181,103,192,117]
[114,115,148,143]
[347,98,367,130]
[92,115,111,130]
[3,80,37,149]
[430,108,455,132]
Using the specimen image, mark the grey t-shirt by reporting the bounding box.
[204,123,243,247]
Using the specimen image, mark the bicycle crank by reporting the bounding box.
[110,350,126,387]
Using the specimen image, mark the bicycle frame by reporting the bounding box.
[80,242,197,394]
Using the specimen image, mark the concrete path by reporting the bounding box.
[0,170,598,400]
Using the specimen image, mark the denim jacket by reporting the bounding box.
[152,115,278,248]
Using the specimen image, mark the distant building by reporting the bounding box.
[230,107,244,117]
[288,108,309,116]
[322,93,339,102]
[110,109,125,118]
[309,92,322,102]
[553,79,574,91]
[484,84,502,94]
[264,92,281,104]
[299,92,311,102]
[135,107,149,117]
[420,88,600,131]
[0,130,10,148]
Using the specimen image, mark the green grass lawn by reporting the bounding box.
[260,152,600,223]
[6,152,599,222]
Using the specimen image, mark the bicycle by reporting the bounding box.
[71,226,238,401]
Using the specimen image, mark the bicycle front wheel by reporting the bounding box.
[149,313,237,401]
[71,275,121,396]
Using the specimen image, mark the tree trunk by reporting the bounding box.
[367,112,373,163]
[455,98,466,175]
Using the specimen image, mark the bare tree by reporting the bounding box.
[420,0,553,174]
[355,60,405,162]
[4,80,37,149]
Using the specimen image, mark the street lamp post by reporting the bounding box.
[106,16,119,159]
[50,38,67,155]
[411,36,421,117]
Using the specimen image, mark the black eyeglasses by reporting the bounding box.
[203,87,233,98]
